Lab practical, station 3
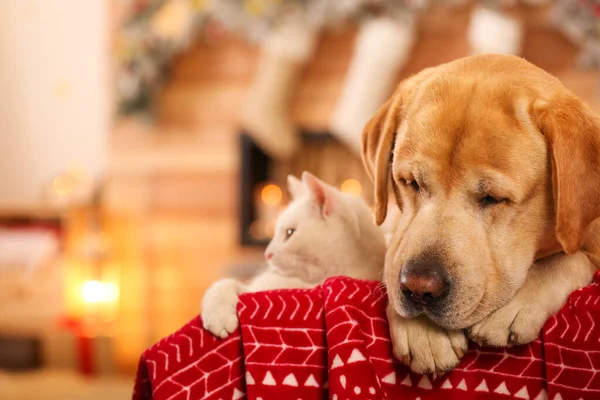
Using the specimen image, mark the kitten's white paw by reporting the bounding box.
[201,279,241,339]
[202,306,239,339]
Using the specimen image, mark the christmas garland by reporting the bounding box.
[210,0,419,42]
[552,0,600,69]
[115,0,420,118]
[115,0,209,117]
[115,0,600,119]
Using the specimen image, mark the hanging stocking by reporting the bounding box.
[468,4,524,55]
[242,22,318,160]
[329,16,416,156]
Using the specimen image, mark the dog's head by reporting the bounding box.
[363,54,600,329]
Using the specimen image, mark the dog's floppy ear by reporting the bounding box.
[535,96,600,255]
[361,93,402,225]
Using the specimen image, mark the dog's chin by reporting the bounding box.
[395,298,475,330]
[423,312,467,330]
[393,299,424,319]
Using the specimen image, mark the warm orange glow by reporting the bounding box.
[264,219,276,239]
[249,220,266,240]
[277,205,288,217]
[261,184,282,206]
[103,282,119,303]
[341,179,362,197]
[81,280,119,304]
[82,280,104,303]
[52,175,74,196]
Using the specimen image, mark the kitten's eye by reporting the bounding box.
[400,178,420,192]
[481,195,507,207]
[285,228,295,240]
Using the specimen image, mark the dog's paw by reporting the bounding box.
[201,280,240,339]
[388,309,468,375]
[468,299,548,347]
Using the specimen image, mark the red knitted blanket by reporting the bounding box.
[133,271,600,400]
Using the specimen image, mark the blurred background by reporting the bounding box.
[0,0,599,398]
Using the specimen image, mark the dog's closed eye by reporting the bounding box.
[400,178,420,192]
[480,195,507,207]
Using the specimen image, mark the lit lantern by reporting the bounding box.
[63,188,121,328]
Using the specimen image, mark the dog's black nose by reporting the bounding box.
[400,258,450,306]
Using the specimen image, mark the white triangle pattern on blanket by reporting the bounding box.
[381,371,396,385]
[283,373,298,387]
[304,374,319,387]
[474,379,487,392]
[332,354,344,369]
[246,371,255,385]
[494,382,511,395]
[262,371,276,386]
[418,376,432,389]
[400,374,411,386]
[441,379,453,389]
[347,348,366,363]
[457,379,468,391]
[514,385,530,399]
[534,389,548,400]
[232,388,244,400]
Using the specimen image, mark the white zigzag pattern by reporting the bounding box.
[585,310,595,342]
[147,329,243,400]
[264,296,273,319]
[244,326,325,367]
[326,276,552,397]
[546,316,560,335]
[559,313,570,339]
[169,343,181,363]
[334,280,347,303]
[304,293,313,321]
[454,346,545,382]
[290,295,301,319]
[158,350,169,371]
[277,294,286,320]
[181,334,193,357]
[542,288,600,395]
[143,276,600,399]
[573,314,582,342]
[327,304,391,353]
[348,281,360,299]
[240,291,325,371]
[242,291,322,322]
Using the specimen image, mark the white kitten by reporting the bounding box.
[201,171,386,338]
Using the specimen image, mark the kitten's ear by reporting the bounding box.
[301,171,333,217]
[287,175,305,199]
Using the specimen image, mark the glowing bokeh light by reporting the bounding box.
[82,280,104,303]
[261,184,282,206]
[341,179,362,197]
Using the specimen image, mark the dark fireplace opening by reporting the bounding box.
[239,132,372,247]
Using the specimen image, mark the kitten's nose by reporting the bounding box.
[399,258,450,306]
[264,251,273,260]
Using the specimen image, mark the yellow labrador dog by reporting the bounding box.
[362,54,600,374]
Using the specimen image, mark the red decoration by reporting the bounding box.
[133,272,600,400]
[58,316,94,376]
